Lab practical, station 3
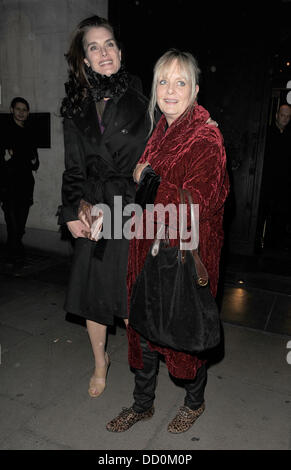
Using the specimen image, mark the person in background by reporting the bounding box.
[259,103,291,250]
[0,97,39,260]
[106,49,229,434]
[275,104,291,133]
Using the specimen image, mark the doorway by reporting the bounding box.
[255,87,291,260]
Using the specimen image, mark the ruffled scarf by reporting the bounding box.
[84,63,129,101]
[61,64,129,118]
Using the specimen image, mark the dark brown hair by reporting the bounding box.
[61,15,118,117]
[66,15,116,89]
[10,97,30,111]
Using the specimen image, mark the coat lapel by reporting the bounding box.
[73,101,116,169]
[72,92,141,171]
[73,101,100,139]
[101,93,134,141]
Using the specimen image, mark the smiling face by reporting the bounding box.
[83,26,121,77]
[156,59,198,126]
[11,102,29,127]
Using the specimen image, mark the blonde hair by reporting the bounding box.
[148,49,201,134]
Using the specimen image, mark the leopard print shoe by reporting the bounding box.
[167,402,205,433]
[106,406,155,432]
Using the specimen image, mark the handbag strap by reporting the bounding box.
[179,188,208,286]
[178,187,198,251]
[151,188,209,286]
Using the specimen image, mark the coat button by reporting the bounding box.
[121,128,128,134]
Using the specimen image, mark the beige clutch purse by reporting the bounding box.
[78,199,103,241]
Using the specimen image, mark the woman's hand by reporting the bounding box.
[67,220,90,238]
[133,162,150,183]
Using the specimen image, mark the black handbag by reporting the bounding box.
[129,188,221,353]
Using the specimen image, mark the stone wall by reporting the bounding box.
[0,0,108,254]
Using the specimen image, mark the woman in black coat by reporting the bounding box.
[59,15,150,398]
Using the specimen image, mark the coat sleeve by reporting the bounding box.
[60,118,87,223]
[182,132,228,222]
[151,128,229,297]
[154,128,228,224]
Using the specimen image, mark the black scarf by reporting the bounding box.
[61,64,130,118]
[85,63,129,102]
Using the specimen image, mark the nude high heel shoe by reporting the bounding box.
[88,352,110,398]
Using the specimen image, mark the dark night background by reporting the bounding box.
[108,0,291,97]
[109,0,291,259]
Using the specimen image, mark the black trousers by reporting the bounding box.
[2,199,30,252]
[132,336,207,413]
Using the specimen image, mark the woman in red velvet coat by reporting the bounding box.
[107,50,229,434]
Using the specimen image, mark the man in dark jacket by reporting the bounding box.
[259,104,291,250]
[0,97,39,259]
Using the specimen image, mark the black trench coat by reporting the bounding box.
[60,85,150,325]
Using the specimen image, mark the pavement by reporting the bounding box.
[0,245,290,452]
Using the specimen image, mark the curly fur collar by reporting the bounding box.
[61,64,129,118]
[85,64,129,101]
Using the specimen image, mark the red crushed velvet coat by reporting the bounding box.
[127,105,229,379]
